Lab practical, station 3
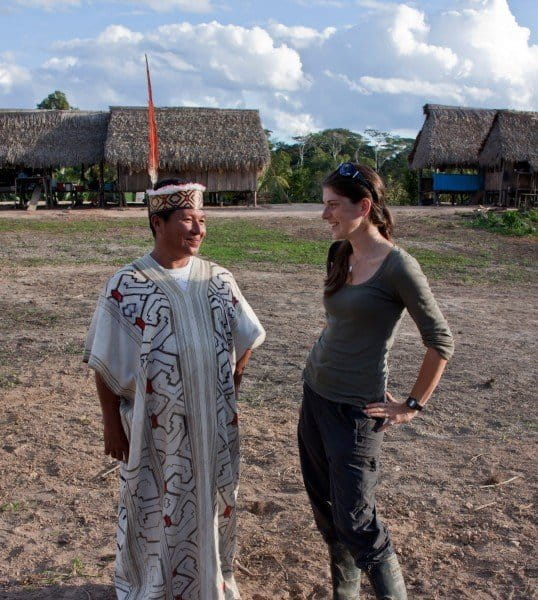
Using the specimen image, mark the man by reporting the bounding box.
[84,179,265,599]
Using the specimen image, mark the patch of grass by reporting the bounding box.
[70,556,87,577]
[0,501,25,513]
[202,221,329,266]
[0,374,21,389]
[0,304,59,328]
[0,218,148,234]
[404,245,489,280]
[466,209,537,237]
[63,341,84,356]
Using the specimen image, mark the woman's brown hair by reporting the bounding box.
[324,164,394,297]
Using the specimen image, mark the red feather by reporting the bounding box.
[146,54,159,187]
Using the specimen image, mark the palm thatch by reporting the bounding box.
[479,110,538,171]
[105,106,270,172]
[0,109,109,168]
[408,104,497,169]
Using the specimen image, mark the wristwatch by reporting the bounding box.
[406,396,424,411]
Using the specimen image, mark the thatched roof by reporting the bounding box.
[105,106,270,172]
[408,104,497,169]
[0,109,109,168]
[479,110,538,171]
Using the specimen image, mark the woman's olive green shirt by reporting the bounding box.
[303,246,454,407]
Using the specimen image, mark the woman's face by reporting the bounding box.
[321,186,367,239]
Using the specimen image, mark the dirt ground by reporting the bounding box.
[0,206,536,599]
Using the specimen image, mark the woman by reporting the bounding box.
[299,163,454,600]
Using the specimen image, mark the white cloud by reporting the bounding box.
[8,0,213,10]
[0,61,31,94]
[2,0,536,139]
[42,56,79,70]
[267,23,336,49]
[96,24,144,44]
[389,5,458,70]
[115,0,214,13]
[8,0,80,8]
[358,76,494,103]
[147,22,307,91]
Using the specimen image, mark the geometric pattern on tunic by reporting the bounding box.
[101,262,242,599]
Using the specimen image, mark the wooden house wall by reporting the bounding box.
[484,164,537,192]
[117,168,258,192]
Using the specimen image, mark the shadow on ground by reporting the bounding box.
[0,584,115,599]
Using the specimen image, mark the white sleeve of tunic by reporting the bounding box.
[83,289,140,401]
[227,274,266,359]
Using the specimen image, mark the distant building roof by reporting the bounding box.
[0,109,109,168]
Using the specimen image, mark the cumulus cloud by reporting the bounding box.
[42,56,79,71]
[147,22,307,91]
[114,0,214,13]
[2,0,536,138]
[0,61,31,94]
[389,5,458,70]
[7,0,213,11]
[267,23,336,49]
[7,0,80,8]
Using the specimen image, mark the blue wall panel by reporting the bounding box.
[433,173,483,192]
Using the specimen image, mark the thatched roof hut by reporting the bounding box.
[479,110,538,171]
[0,109,109,168]
[105,106,270,192]
[408,104,497,170]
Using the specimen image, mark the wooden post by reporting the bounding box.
[253,190,258,207]
[417,168,422,205]
[99,161,105,208]
[498,161,504,207]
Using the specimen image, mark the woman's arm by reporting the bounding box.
[95,372,130,462]
[363,347,447,430]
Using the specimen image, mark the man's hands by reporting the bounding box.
[104,421,129,462]
[363,390,418,432]
[95,372,130,463]
[233,349,253,397]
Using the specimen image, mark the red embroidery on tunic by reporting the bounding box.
[146,379,153,394]
[111,289,123,302]
[150,414,158,428]
[164,514,172,527]
[223,505,233,518]
[135,317,145,330]
[231,296,239,307]
[230,413,238,426]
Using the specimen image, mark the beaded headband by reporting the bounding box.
[146,183,205,216]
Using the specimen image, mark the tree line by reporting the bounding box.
[258,128,418,205]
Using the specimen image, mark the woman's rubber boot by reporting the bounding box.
[329,542,361,599]
[366,553,407,600]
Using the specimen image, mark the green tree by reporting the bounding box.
[258,149,292,202]
[364,128,408,172]
[37,90,74,110]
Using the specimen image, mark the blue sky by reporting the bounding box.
[1,0,536,139]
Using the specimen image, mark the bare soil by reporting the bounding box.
[0,206,536,599]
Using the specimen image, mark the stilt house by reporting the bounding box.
[104,106,270,204]
[478,110,538,206]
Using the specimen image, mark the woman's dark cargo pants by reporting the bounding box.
[298,382,406,599]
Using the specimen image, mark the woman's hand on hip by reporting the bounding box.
[363,391,418,432]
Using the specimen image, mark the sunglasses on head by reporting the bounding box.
[336,162,377,201]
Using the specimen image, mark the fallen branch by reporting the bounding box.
[235,560,256,577]
[470,453,483,462]
[474,501,496,511]
[479,475,521,489]
[92,463,120,481]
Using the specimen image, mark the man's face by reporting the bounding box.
[153,208,207,256]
